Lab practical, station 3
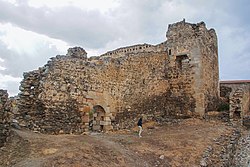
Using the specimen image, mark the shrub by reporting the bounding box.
[218,103,229,111]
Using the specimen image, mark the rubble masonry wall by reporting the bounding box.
[17,20,219,133]
[0,89,9,147]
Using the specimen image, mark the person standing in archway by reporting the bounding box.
[137,117,143,137]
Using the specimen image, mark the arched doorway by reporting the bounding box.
[230,88,243,120]
[90,105,105,132]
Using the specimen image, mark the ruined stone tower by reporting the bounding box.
[17,20,219,134]
[166,20,219,116]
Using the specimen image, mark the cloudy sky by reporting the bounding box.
[0,0,249,96]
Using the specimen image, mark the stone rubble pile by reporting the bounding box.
[200,128,241,166]
[233,133,250,166]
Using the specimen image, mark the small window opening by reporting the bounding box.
[168,49,172,55]
[175,54,188,71]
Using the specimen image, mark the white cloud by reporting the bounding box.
[1,0,17,5]
[0,22,71,96]
[0,73,21,96]
[28,0,120,13]
[0,57,6,71]
[0,0,122,49]
[0,23,69,55]
[0,66,6,71]
[218,25,250,80]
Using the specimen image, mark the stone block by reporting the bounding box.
[104,117,111,121]
[92,125,100,131]
[104,125,113,131]
[82,115,89,123]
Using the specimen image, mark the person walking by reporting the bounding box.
[137,117,143,137]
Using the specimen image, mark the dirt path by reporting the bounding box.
[0,118,234,167]
[11,130,145,167]
[91,133,150,167]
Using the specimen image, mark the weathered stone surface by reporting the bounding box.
[242,116,250,128]
[0,89,10,147]
[233,133,250,166]
[66,47,87,59]
[166,20,219,116]
[16,20,219,134]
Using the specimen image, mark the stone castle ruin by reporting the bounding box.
[13,20,219,134]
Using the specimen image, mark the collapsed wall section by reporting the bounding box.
[17,48,87,134]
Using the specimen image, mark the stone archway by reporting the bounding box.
[90,105,106,132]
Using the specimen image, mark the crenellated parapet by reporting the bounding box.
[100,43,165,58]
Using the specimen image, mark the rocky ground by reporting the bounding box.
[233,131,250,166]
[0,118,245,167]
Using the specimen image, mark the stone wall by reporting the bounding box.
[166,20,219,115]
[220,85,232,103]
[0,89,9,147]
[16,20,219,133]
[17,50,169,132]
[17,49,87,134]
[220,81,250,120]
